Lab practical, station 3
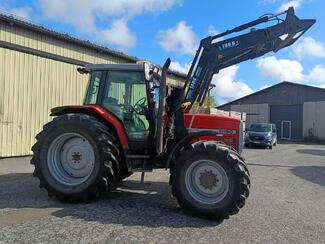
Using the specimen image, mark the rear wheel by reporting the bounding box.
[31,114,121,202]
[170,141,250,220]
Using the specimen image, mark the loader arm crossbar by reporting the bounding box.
[182,7,315,109]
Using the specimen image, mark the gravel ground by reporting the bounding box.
[0,143,324,244]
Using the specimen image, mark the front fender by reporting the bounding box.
[165,130,221,169]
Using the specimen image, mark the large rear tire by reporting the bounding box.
[170,141,250,220]
[31,114,121,202]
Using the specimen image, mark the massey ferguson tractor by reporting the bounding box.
[31,8,314,219]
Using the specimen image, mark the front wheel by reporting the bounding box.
[170,141,250,220]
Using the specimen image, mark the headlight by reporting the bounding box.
[266,132,272,139]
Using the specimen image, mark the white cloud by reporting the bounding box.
[97,20,136,48]
[208,25,219,36]
[10,7,32,19]
[292,36,325,60]
[277,0,302,12]
[170,62,254,103]
[257,56,325,87]
[37,0,180,48]
[170,61,191,74]
[258,84,271,91]
[211,65,254,102]
[157,21,197,55]
[170,62,253,104]
[257,56,305,82]
[0,6,32,20]
[308,65,325,85]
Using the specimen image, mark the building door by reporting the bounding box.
[270,105,303,140]
[281,121,291,140]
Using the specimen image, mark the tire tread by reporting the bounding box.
[170,141,250,220]
[31,113,123,203]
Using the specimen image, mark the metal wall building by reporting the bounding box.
[218,82,325,141]
[0,14,186,158]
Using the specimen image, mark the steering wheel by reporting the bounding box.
[118,97,147,115]
[133,97,147,114]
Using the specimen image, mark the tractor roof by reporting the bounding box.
[84,63,144,72]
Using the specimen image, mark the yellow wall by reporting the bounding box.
[0,48,88,157]
[0,21,128,64]
[0,21,184,86]
[0,20,185,157]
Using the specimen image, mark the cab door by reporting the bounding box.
[100,71,150,147]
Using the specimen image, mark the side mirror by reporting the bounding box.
[77,67,89,74]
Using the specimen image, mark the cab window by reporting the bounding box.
[84,71,102,105]
[102,71,149,141]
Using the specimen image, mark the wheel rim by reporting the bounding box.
[185,159,229,204]
[47,132,95,186]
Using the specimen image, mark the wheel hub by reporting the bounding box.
[199,169,218,190]
[72,152,82,163]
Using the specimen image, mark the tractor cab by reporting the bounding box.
[79,63,162,151]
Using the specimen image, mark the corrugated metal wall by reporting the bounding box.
[230,104,270,127]
[0,48,88,157]
[303,101,325,140]
[270,105,303,140]
[0,21,128,65]
[0,19,185,157]
[0,21,184,87]
[219,82,325,110]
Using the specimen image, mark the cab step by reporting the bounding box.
[126,155,150,159]
[126,154,152,173]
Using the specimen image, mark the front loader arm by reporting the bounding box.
[182,7,315,109]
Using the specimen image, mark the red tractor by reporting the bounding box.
[31,8,314,219]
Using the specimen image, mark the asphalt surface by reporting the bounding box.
[0,143,324,244]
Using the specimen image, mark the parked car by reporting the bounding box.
[245,123,277,149]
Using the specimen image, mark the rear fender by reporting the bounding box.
[50,105,129,149]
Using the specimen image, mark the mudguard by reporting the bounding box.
[50,105,129,149]
[165,130,225,169]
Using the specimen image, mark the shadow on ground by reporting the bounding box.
[247,163,293,168]
[296,149,325,157]
[291,166,325,187]
[0,173,221,228]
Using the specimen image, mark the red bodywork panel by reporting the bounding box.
[184,113,241,151]
[70,105,129,148]
[59,106,241,151]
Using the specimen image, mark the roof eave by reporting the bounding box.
[0,13,187,79]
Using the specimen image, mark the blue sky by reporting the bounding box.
[1,0,325,104]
